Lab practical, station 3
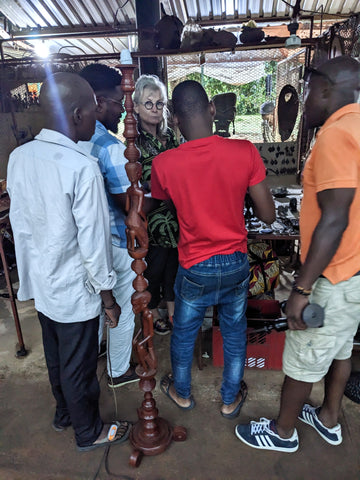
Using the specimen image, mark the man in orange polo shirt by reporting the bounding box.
[236,55,360,452]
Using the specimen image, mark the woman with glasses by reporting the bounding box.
[133,74,179,335]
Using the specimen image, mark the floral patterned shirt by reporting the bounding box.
[137,127,179,248]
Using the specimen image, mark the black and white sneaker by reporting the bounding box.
[107,366,140,388]
[298,404,342,445]
[235,418,299,453]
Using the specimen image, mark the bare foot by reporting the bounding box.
[220,380,248,418]
[93,424,109,444]
[160,373,195,410]
[168,383,192,409]
[221,390,244,416]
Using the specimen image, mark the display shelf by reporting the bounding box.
[131,37,316,58]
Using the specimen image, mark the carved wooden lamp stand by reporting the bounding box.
[118,61,187,468]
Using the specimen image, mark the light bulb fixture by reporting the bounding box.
[285,20,301,49]
[34,40,50,58]
[127,34,138,52]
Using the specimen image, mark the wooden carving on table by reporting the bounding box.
[118,61,186,468]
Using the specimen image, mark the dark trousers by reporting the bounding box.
[145,245,179,309]
[38,312,103,447]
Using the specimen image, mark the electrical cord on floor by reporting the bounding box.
[92,445,135,480]
[107,324,119,419]
[92,447,108,480]
[104,445,135,480]
[92,324,135,480]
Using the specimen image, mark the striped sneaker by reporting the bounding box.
[235,418,299,453]
[298,404,342,445]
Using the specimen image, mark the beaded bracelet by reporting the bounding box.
[292,282,312,296]
[103,299,117,310]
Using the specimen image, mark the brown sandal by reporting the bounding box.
[221,380,248,419]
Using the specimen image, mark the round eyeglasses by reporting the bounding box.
[140,100,165,110]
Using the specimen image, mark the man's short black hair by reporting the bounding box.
[79,63,122,94]
[172,80,209,119]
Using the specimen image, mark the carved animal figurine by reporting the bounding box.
[132,291,156,373]
[125,184,148,253]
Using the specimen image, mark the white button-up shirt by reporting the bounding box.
[7,129,116,323]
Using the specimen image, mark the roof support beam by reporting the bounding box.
[136,0,162,77]
[0,36,317,66]
[0,25,137,44]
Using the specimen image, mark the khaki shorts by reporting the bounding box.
[283,275,360,383]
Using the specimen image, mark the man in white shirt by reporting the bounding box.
[7,72,130,451]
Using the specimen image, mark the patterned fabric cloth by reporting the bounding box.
[247,241,279,298]
[137,128,179,248]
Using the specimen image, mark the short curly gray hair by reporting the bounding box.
[133,74,168,136]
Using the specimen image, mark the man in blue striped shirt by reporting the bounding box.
[80,64,139,388]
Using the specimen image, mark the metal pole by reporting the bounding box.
[0,217,28,357]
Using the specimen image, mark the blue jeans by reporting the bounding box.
[171,251,249,405]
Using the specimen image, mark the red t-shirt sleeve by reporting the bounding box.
[248,142,266,186]
[151,154,170,200]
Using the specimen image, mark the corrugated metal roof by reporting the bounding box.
[0,0,359,62]
[0,0,136,30]
[2,0,358,29]
[165,0,360,24]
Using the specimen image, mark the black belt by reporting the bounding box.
[319,270,360,279]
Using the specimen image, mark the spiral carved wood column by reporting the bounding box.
[118,62,186,468]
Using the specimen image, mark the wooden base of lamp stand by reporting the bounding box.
[129,369,187,467]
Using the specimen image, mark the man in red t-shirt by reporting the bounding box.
[151,80,275,417]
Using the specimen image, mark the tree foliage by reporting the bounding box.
[181,61,277,115]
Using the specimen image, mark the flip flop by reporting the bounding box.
[160,373,196,410]
[221,380,248,419]
[77,420,131,452]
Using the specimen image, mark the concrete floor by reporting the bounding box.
[1,270,360,480]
